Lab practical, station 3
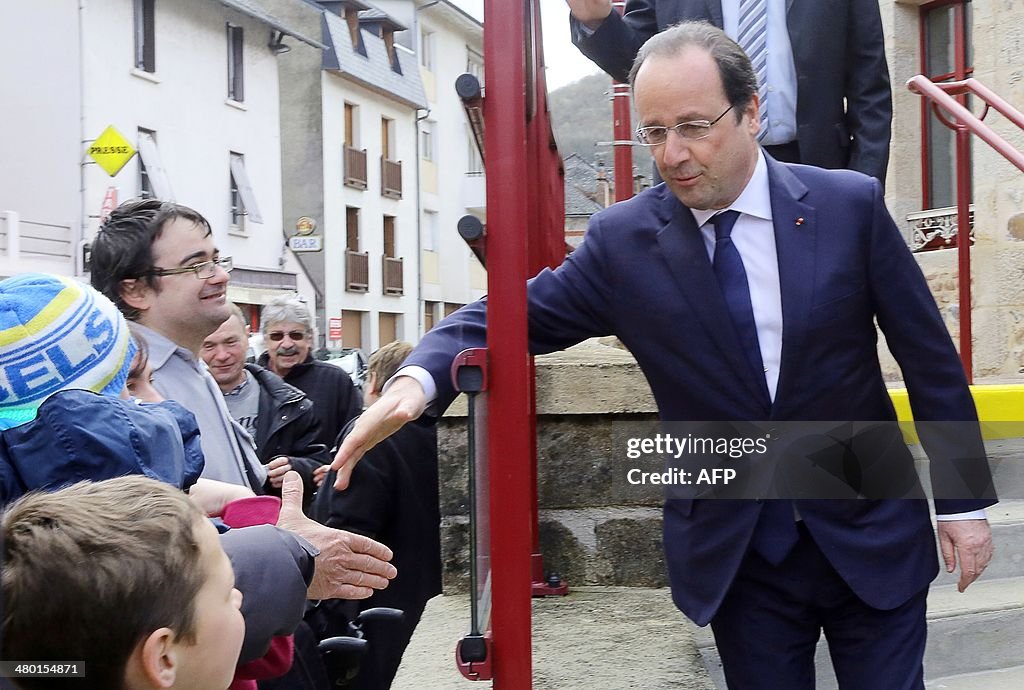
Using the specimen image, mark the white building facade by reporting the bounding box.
[380,0,487,335]
[0,0,318,315]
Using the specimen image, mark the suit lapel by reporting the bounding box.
[765,157,815,414]
[655,190,770,406]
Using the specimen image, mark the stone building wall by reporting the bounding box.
[437,341,668,591]
[880,1,1024,382]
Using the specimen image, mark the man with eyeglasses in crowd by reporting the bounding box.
[91,198,266,492]
[257,295,363,453]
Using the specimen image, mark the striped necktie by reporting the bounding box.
[737,0,769,141]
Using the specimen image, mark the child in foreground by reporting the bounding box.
[1,475,245,690]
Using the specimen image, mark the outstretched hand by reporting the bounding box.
[566,0,614,29]
[331,376,428,491]
[937,519,994,593]
[277,471,397,599]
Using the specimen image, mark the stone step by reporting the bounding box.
[926,664,1024,689]
[695,576,1024,689]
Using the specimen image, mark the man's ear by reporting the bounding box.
[134,627,177,689]
[368,372,380,396]
[745,94,761,137]
[119,278,151,313]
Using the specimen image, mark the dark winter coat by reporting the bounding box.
[246,363,329,503]
[256,353,362,451]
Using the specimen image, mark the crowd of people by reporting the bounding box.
[0,197,435,689]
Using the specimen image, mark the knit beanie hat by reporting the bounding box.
[0,273,137,430]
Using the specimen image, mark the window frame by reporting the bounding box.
[133,0,156,73]
[227,23,245,103]
[919,0,973,209]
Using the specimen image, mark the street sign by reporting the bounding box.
[87,126,136,177]
[328,317,342,340]
[288,235,322,252]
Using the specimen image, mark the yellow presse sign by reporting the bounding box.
[87,126,137,177]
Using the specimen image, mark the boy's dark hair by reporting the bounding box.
[90,198,212,321]
[1,476,207,689]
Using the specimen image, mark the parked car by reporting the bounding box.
[315,347,369,396]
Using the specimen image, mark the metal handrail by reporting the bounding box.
[907,75,1024,384]
[907,76,1024,172]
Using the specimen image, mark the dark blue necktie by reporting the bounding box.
[711,211,797,564]
[710,210,767,388]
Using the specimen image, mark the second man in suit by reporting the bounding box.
[567,0,892,184]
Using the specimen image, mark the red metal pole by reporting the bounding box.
[484,0,533,685]
[953,2,972,383]
[612,82,633,201]
[611,2,633,201]
[955,122,973,382]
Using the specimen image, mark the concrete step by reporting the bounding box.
[926,664,1024,689]
[694,576,1024,689]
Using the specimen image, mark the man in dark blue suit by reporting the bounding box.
[330,22,994,689]
[566,0,892,184]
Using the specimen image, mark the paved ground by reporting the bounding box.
[393,587,715,689]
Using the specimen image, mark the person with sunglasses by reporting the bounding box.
[257,295,363,452]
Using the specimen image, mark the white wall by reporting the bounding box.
[415,2,487,322]
[80,0,287,281]
[0,1,83,277]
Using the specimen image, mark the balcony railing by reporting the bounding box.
[382,256,404,295]
[344,147,368,190]
[907,205,974,252]
[345,250,369,292]
[381,157,402,199]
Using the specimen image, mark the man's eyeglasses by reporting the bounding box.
[635,105,735,146]
[267,330,307,342]
[149,256,233,279]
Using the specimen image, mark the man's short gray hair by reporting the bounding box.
[261,295,314,335]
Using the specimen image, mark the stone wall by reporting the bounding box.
[437,341,668,591]
[880,1,1024,383]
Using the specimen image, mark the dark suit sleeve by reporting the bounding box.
[864,179,994,513]
[843,0,892,183]
[219,525,317,663]
[405,212,618,408]
[570,1,658,84]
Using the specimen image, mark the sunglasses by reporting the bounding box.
[267,330,307,342]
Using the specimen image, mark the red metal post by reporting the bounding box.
[484,0,534,685]
[611,2,634,201]
[612,82,634,201]
[954,122,973,383]
[952,2,972,383]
